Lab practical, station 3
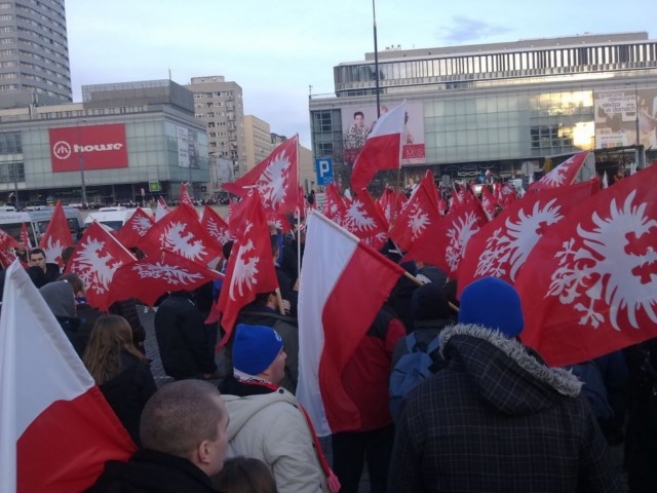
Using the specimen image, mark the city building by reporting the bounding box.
[0,0,72,109]
[309,32,657,191]
[244,115,272,171]
[0,79,210,206]
[185,76,246,178]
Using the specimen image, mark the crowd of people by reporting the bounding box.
[3,221,657,493]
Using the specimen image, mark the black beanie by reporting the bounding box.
[412,282,451,321]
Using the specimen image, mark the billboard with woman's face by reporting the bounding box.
[341,101,426,167]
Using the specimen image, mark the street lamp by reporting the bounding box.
[77,119,87,207]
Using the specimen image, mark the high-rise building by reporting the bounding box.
[0,0,72,109]
[185,76,246,177]
[244,115,272,170]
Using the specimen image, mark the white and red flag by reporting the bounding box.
[342,189,388,244]
[528,151,589,192]
[350,102,406,191]
[0,249,19,269]
[107,251,222,308]
[0,261,135,492]
[0,227,18,251]
[222,134,299,214]
[498,182,520,208]
[322,184,347,226]
[200,205,232,248]
[114,208,154,250]
[409,197,488,279]
[515,164,657,367]
[377,187,407,225]
[20,223,32,251]
[139,204,222,267]
[209,191,279,341]
[66,222,137,312]
[38,201,74,267]
[297,211,405,436]
[458,179,600,295]
[155,197,169,222]
[389,170,440,253]
[479,185,498,221]
[179,182,195,210]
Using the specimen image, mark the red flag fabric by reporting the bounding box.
[437,192,448,216]
[377,187,407,225]
[322,184,347,226]
[180,182,194,208]
[211,191,279,340]
[342,189,389,250]
[139,204,222,267]
[155,197,169,222]
[528,151,589,192]
[458,179,600,295]
[296,211,405,436]
[350,103,405,191]
[0,227,19,251]
[66,222,137,312]
[107,251,222,307]
[114,208,154,250]
[222,135,299,214]
[515,165,657,367]
[389,170,440,253]
[408,197,488,278]
[479,185,498,221]
[38,201,74,267]
[200,206,232,248]
[498,182,520,208]
[0,261,135,492]
[20,222,32,251]
[0,248,18,268]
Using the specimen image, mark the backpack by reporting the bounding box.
[389,332,444,422]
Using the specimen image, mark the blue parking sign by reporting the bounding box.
[315,157,334,185]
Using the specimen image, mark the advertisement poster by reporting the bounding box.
[594,88,657,149]
[340,101,425,167]
[50,124,128,172]
[177,126,200,168]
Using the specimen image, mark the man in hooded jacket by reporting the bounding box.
[388,276,623,493]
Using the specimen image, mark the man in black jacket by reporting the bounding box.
[27,248,60,288]
[389,277,623,493]
[154,291,217,380]
[89,380,228,493]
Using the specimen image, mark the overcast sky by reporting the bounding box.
[66,0,657,147]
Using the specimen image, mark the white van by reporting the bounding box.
[0,207,84,245]
[83,207,146,231]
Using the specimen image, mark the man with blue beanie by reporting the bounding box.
[389,277,622,492]
[220,324,337,493]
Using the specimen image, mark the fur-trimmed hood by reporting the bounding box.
[439,324,582,415]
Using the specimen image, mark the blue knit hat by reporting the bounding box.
[458,277,524,338]
[233,324,284,376]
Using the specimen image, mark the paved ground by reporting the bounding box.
[138,306,372,492]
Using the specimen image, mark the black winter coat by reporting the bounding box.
[154,293,217,380]
[87,449,215,493]
[388,324,624,493]
[99,351,157,445]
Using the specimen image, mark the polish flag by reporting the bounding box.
[528,151,589,192]
[297,211,405,436]
[20,222,32,251]
[0,261,135,492]
[115,207,154,250]
[222,135,299,214]
[155,197,169,222]
[350,102,406,191]
[38,201,74,267]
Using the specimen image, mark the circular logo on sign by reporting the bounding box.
[53,141,72,160]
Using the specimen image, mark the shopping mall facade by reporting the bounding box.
[0,80,211,207]
[309,32,657,190]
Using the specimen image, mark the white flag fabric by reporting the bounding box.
[0,261,134,492]
[297,211,403,436]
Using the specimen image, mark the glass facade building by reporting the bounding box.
[310,32,657,188]
[0,80,210,205]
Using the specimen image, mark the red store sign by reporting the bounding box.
[49,123,129,172]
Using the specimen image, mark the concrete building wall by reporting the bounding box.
[185,76,246,177]
[244,115,272,170]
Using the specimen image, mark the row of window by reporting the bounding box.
[336,43,657,85]
[193,91,236,99]
[11,0,66,25]
[0,132,22,154]
[17,26,67,52]
[19,48,69,72]
[16,13,66,42]
[17,37,68,61]
[0,161,24,182]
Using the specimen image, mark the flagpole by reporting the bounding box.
[372,0,381,119]
[296,134,302,283]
